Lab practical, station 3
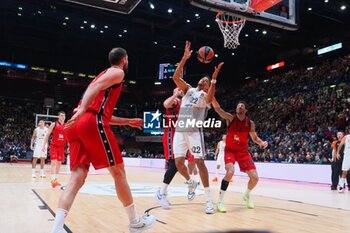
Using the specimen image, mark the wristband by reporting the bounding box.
[211,79,217,84]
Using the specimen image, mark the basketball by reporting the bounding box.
[197,46,215,64]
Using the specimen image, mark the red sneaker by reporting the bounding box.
[51,179,61,188]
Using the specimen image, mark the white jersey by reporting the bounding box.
[344,135,350,155]
[218,140,226,155]
[176,87,210,132]
[35,127,48,146]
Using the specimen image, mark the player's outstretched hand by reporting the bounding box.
[261,141,268,149]
[65,109,84,129]
[182,40,193,61]
[128,118,143,130]
[212,62,224,79]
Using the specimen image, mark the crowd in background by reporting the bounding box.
[1,54,350,163]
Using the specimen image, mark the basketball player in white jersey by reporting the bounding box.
[336,133,350,192]
[212,135,227,182]
[30,120,48,178]
[172,41,224,214]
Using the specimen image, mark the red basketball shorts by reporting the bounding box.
[50,145,65,162]
[162,128,175,160]
[65,112,123,170]
[224,147,256,172]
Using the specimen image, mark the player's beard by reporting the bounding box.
[123,63,129,74]
[197,83,204,91]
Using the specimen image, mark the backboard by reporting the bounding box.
[189,0,299,30]
[63,0,141,14]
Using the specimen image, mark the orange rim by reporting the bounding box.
[216,12,245,25]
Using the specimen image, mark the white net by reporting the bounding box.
[216,13,246,49]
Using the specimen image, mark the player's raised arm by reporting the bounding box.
[205,62,224,104]
[212,97,233,124]
[249,121,268,149]
[163,89,180,109]
[173,41,192,93]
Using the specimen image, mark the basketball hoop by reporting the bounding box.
[215,12,246,49]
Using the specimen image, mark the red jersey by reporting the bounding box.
[51,121,66,147]
[226,114,251,150]
[76,69,123,121]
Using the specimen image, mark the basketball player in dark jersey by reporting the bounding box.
[212,98,268,212]
[42,111,67,188]
[50,48,155,233]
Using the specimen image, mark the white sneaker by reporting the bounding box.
[205,201,215,214]
[155,189,170,209]
[129,214,156,233]
[40,171,46,178]
[187,180,198,201]
[32,172,36,178]
[338,184,345,193]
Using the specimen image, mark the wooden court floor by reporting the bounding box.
[1,163,350,233]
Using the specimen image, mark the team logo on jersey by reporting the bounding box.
[143,110,162,134]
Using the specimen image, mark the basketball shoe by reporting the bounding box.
[40,170,46,178]
[217,201,227,213]
[187,180,198,201]
[243,194,254,209]
[155,189,170,209]
[31,170,36,178]
[338,184,345,193]
[205,201,215,214]
[129,214,156,233]
[51,179,61,188]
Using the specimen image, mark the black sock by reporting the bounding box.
[221,179,229,191]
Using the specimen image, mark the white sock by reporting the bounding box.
[245,189,252,196]
[219,190,226,202]
[50,208,68,233]
[32,169,36,174]
[125,203,138,223]
[204,187,212,202]
[190,174,194,181]
[215,168,220,179]
[340,178,346,187]
[195,174,200,183]
[161,183,169,195]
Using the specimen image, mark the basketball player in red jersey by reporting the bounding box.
[155,88,199,209]
[155,88,183,209]
[50,48,155,233]
[42,111,67,188]
[212,98,268,212]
